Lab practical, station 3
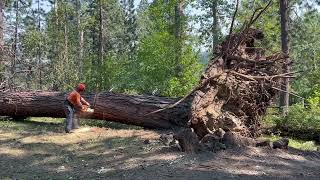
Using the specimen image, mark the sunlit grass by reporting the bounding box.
[0,116,142,132]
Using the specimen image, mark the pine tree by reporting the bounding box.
[0,0,4,50]
[5,0,32,89]
[121,0,138,61]
[194,0,233,53]
[0,0,5,81]
[279,0,290,114]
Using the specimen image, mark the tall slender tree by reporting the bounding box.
[194,0,232,53]
[76,0,84,79]
[280,0,290,115]
[122,0,138,61]
[211,0,219,53]
[0,0,4,50]
[34,0,46,89]
[174,0,183,76]
[0,0,4,74]
[11,0,19,88]
[99,0,104,70]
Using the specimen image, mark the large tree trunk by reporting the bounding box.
[76,0,84,79]
[0,0,4,49]
[211,0,219,52]
[279,0,290,115]
[174,0,183,76]
[37,0,42,90]
[0,0,4,69]
[0,92,190,129]
[11,0,19,89]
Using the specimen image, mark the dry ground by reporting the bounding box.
[0,118,320,180]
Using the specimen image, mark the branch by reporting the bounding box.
[225,0,273,56]
[249,0,273,26]
[230,71,299,81]
[271,86,304,100]
[266,53,289,61]
[228,0,240,37]
[225,0,240,55]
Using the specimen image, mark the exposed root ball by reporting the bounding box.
[189,28,287,139]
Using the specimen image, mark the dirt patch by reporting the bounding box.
[0,118,320,180]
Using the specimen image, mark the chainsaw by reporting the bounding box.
[85,90,100,113]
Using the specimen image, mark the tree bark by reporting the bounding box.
[279,0,290,115]
[99,0,104,67]
[37,0,42,90]
[0,0,4,68]
[0,0,4,48]
[174,0,183,76]
[211,0,219,52]
[63,2,69,85]
[11,0,19,89]
[76,0,84,79]
[0,91,190,129]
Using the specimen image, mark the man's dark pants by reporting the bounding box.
[64,100,80,133]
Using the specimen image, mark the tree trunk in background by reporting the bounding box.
[0,92,190,130]
[77,0,84,79]
[0,0,4,69]
[97,0,105,88]
[49,0,59,90]
[11,0,19,89]
[37,0,42,90]
[63,3,69,78]
[0,0,4,49]
[211,0,219,53]
[174,0,183,76]
[174,1,182,40]
[279,0,290,115]
[54,0,58,53]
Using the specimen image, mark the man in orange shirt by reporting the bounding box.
[64,83,90,133]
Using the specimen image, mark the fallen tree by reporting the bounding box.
[0,91,190,129]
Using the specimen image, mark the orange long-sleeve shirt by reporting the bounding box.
[67,90,89,110]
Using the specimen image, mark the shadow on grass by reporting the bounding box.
[1,118,320,180]
[1,134,320,179]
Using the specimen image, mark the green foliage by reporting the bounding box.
[193,0,233,50]
[264,103,320,133]
[164,46,203,97]
[291,10,320,97]
[237,0,281,53]
[135,32,202,97]
[262,108,282,128]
